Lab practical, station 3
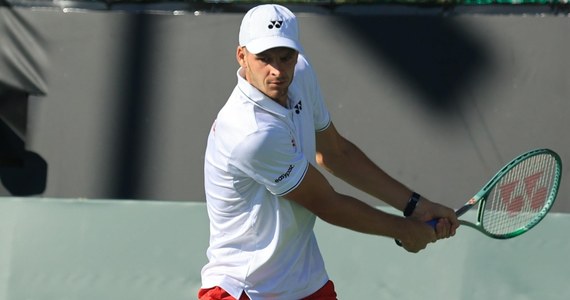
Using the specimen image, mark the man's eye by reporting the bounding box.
[282,52,297,62]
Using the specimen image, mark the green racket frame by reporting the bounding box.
[458,148,562,239]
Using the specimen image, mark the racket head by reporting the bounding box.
[471,149,562,239]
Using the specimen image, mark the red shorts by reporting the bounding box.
[198,280,337,300]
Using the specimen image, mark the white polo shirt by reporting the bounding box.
[201,54,332,300]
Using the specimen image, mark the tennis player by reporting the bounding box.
[199,4,459,300]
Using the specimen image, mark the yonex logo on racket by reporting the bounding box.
[498,171,548,216]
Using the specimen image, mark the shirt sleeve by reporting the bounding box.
[229,127,309,196]
[295,54,331,132]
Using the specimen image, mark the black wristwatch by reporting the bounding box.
[403,192,421,217]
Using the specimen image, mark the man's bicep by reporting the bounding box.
[315,122,351,171]
[283,164,338,214]
[316,122,340,153]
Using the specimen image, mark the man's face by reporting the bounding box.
[237,46,298,106]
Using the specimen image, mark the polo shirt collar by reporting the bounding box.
[236,68,294,118]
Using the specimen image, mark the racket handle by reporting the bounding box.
[425,219,438,228]
[395,219,438,247]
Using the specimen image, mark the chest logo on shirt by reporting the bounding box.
[294,101,302,114]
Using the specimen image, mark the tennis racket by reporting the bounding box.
[397,148,562,246]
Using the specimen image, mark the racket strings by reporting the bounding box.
[482,154,558,235]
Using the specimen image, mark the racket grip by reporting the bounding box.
[395,219,438,247]
[426,219,438,228]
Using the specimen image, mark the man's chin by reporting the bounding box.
[264,90,287,102]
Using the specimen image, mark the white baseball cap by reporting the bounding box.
[239,4,303,54]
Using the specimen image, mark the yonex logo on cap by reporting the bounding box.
[268,20,283,29]
[238,4,302,54]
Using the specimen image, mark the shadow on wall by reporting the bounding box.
[0,85,47,196]
[338,14,491,114]
[104,11,493,200]
[106,13,157,200]
[0,4,493,199]
[1,5,48,196]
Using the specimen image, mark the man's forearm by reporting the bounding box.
[317,138,413,212]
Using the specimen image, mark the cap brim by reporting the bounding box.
[245,36,302,54]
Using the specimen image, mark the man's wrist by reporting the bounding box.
[403,192,421,217]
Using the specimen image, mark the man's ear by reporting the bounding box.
[236,46,247,68]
